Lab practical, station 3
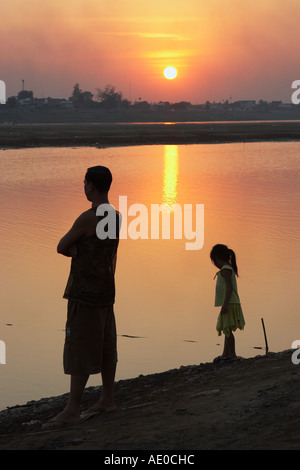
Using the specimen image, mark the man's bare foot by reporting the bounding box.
[81,399,117,418]
[42,409,80,429]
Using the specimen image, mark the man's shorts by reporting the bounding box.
[63,300,117,375]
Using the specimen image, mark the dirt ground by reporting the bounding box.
[0,350,299,451]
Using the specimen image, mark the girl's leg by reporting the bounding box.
[226,331,236,358]
[222,337,229,357]
[222,331,236,359]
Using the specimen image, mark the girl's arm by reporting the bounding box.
[220,269,233,315]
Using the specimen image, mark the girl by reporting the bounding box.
[210,244,245,363]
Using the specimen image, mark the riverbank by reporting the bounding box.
[0,349,299,450]
[1,121,300,149]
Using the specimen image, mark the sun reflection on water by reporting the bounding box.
[163,145,179,209]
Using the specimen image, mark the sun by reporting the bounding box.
[164,66,178,80]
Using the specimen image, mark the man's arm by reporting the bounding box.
[57,211,90,257]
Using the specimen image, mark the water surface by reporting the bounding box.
[0,142,299,410]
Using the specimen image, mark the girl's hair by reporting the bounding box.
[210,244,239,276]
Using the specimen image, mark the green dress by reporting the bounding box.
[214,264,245,337]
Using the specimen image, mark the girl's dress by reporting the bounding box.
[214,264,245,337]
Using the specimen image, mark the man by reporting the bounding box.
[44,166,120,429]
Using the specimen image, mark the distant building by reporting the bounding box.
[14,96,74,109]
[233,100,256,110]
[18,97,32,106]
[279,103,293,110]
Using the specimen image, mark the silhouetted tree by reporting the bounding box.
[70,83,94,107]
[133,100,150,111]
[96,85,123,109]
[71,83,82,100]
[121,99,131,109]
[172,101,191,110]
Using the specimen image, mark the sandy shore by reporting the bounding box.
[1,121,300,149]
[0,350,300,451]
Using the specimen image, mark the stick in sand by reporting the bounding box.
[261,317,269,355]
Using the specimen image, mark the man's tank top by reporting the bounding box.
[63,208,120,307]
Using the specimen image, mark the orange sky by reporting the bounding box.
[1,0,300,103]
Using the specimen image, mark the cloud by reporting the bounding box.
[94,31,189,41]
[143,49,198,59]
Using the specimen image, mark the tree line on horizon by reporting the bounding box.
[3,83,297,113]
[5,83,192,111]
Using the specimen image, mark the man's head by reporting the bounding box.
[84,166,112,199]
